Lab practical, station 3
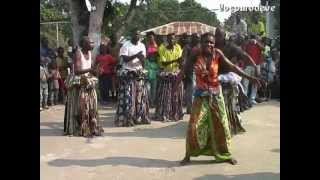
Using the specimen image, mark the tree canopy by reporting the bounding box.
[40,0,220,48]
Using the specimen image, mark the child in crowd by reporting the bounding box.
[95,44,116,105]
[48,61,61,106]
[40,56,50,111]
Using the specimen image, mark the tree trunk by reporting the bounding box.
[67,0,140,54]
[88,0,108,62]
[67,0,88,46]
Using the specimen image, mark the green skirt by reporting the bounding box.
[185,87,232,162]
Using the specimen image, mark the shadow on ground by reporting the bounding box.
[40,122,64,136]
[105,120,188,139]
[194,172,280,180]
[271,148,280,153]
[48,156,179,168]
[40,120,188,139]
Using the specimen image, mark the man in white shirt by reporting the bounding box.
[232,14,247,36]
[115,29,150,127]
[119,30,146,71]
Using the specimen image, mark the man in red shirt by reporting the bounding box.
[243,34,264,104]
[95,44,116,105]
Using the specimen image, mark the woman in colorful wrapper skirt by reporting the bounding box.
[178,33,261,165]
[154,33,184,122]
[64,36,104,137]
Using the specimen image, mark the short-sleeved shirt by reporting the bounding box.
[158,43,182,72]
[244,42,263,65]
[232,19,248,36]
[119,41,146,71]
[250,21,266,37]
[96,54,116,75]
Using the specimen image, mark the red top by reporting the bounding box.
[194,49,220,90]
[245,42,263,65]
[146,42,158,56]
[96,54,116,75]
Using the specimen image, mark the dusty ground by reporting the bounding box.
[40,100,280,180]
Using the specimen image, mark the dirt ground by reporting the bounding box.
[40,100,280,180]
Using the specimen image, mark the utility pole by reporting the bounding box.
[263,0,276,39]
[56,23,59,48]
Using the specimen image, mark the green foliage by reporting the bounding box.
[40,0,69,22]
[179,0,219,26]
[40,0,71,49]
[102,0,220,37]
[41,0,220,46]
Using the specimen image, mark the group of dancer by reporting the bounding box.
[63,28,262,165]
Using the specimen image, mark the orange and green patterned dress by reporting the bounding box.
[185,49,232,162]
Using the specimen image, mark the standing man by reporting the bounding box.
[114,29,150,127]
[214,28,259,134]
[243,34,265,104]
[232,14,248,36]
[249,14,266,37]
[154,33,184,122]
[56,47,70,103]
[183,33,201,114]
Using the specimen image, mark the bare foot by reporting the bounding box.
[227,158,238,165]
[180,157,190,166]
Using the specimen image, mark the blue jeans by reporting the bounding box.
[242,65,260,101]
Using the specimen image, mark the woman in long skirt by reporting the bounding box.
[64,36,103,137]
[219,72,246,135]
[179,33,261,165]
[154,33,184,122]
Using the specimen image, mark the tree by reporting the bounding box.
[66,0,107,54]
[66,0,145,60]
[179,0,219,26]
[113,0,220,36]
